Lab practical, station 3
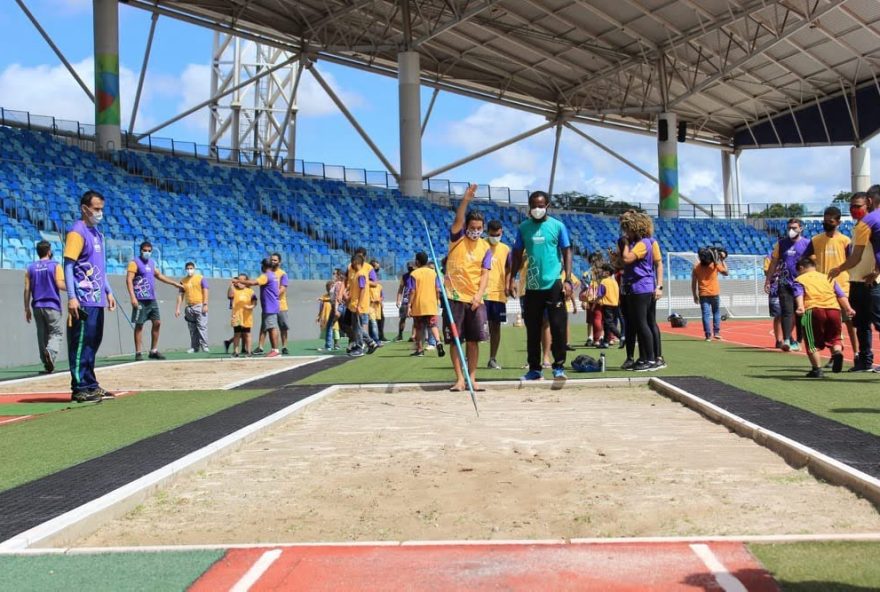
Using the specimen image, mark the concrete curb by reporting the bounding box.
[650,377,880,507]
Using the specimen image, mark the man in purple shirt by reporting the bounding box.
[24,240,66,373]
[126,240,183,361]
[235,258,281,358]
[764,218,811,351]
[63,190,117,402]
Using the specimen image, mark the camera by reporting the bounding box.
[698,245,727,265]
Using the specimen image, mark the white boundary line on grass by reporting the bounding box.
[0,416,34,426]
[650,377,880,507]
[0,383,343,551]
[7,532,880,556]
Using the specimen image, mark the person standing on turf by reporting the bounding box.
[764,218,810,351]
[691,248,728,341]
[255,253,290,355]
[395,261,416,341]
[24,240,66,373]
[228,273,256,357]
[408,251,445,358]
[806,206,858,362]
[64,190,117,402]
[618,211,662,371]
[175,262,210,353]
[445,184,492,391]
[346,253,379,357]
[484,219,510,370]
[508,190,573,381]
[369,259,387,343]
[235,258,282,358]
[829,190,880,371]
[126,241,182,361]
[764,250,784,349]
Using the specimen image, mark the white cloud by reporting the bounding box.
[489,172,535,189]
[0,57,146,128]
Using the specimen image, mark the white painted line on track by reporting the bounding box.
[690,544,747,592]
[230,548,282,592]
[0,384,343,551]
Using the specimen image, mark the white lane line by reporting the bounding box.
[230,548,283,592]
[690,543,747,592]
[0,416,34,426]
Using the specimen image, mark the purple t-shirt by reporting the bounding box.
[861,209,880,268]
[68,220,107,307]
[259,272,280,314]
[623,238,656,295]
[27,260,61,311]
[401,272,414,303]
[775,236,811,286]
[131,257,157,301]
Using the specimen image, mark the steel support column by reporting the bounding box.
[851,146,871,193]
[547,124,563,197]
[399,51,423,196]
[721,151,734,218]
[94,0,121,151]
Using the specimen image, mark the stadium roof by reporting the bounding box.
[129,0,880,150]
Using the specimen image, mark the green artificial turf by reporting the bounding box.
[0,389,264,492]
[0,550,224,592]
[298,325,880,437]
[0,403,73,416]
[750,542,880,591]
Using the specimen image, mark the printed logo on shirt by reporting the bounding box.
[533,235,546,245]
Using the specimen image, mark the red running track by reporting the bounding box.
[663,318,880,365]
[189,541,779,591]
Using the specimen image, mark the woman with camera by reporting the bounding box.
[692,247,729,340]
[618,211,664,371]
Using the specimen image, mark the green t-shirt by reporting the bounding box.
[514,216,571,291]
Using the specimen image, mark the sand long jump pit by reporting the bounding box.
[0,357,320,393]
[74,381,880,547]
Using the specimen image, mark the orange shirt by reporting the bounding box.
[692,262,722,297]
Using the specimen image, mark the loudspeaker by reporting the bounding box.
[658,119,668,142]
[677,121,687,143]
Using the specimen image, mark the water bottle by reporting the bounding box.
[600,353,606,372]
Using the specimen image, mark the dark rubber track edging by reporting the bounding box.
[662,376,880,480]
[0,356,350,543]
[233,355,348,389]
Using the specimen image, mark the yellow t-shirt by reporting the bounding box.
[796,270,844,310]
[369,283,383,321]
[810,233,851,294]
[851,221,877,282]
[599,277,620,306]
[181,274,207,305]
[231,287,256,328]
[445,235,491,304]
[409,266,439,317]
[346,265,372,314]
[486,242,511,303]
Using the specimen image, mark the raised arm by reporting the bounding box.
[451,183,477,235]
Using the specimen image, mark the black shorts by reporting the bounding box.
[443,300,489,343]
[485,300,507,323]
[233,326,251,334]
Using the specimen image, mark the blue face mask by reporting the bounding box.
[141,251,152,260]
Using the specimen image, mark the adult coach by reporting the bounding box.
[126,241,182,361]
[691,248,728,341]
[255,253,290,355]
[508,190,573,381]
[829,191,880,371]
[175,262,210,353]
[235,258,281,358]
[764,218,810,351]
[24,240,66,373]
[64,190,117,402]
[445,184,491,392]
[485,219,511,370]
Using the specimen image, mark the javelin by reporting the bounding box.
[418,215,480,417]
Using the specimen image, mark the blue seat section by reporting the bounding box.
[0,125,776,279]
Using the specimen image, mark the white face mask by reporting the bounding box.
[788,228,800,239]
[84,208,103,225]
[487,236,501,245]
[186,269,195,277]
[466,229,482,240]
[530,207,547,220]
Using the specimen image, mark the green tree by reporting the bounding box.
[831,190,852,204]
[551,191,643,215]
[747,203,806,218]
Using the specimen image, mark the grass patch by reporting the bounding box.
[0,403,73,416]
[750,542,880,591]
[298,324,880,437]
[0,389,265,492]
[0,550,224,592]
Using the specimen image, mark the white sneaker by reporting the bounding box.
[425,345,436,350]
[186,348,196,354]
[202,347,211,353]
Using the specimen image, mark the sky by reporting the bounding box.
[0,0,874,209]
